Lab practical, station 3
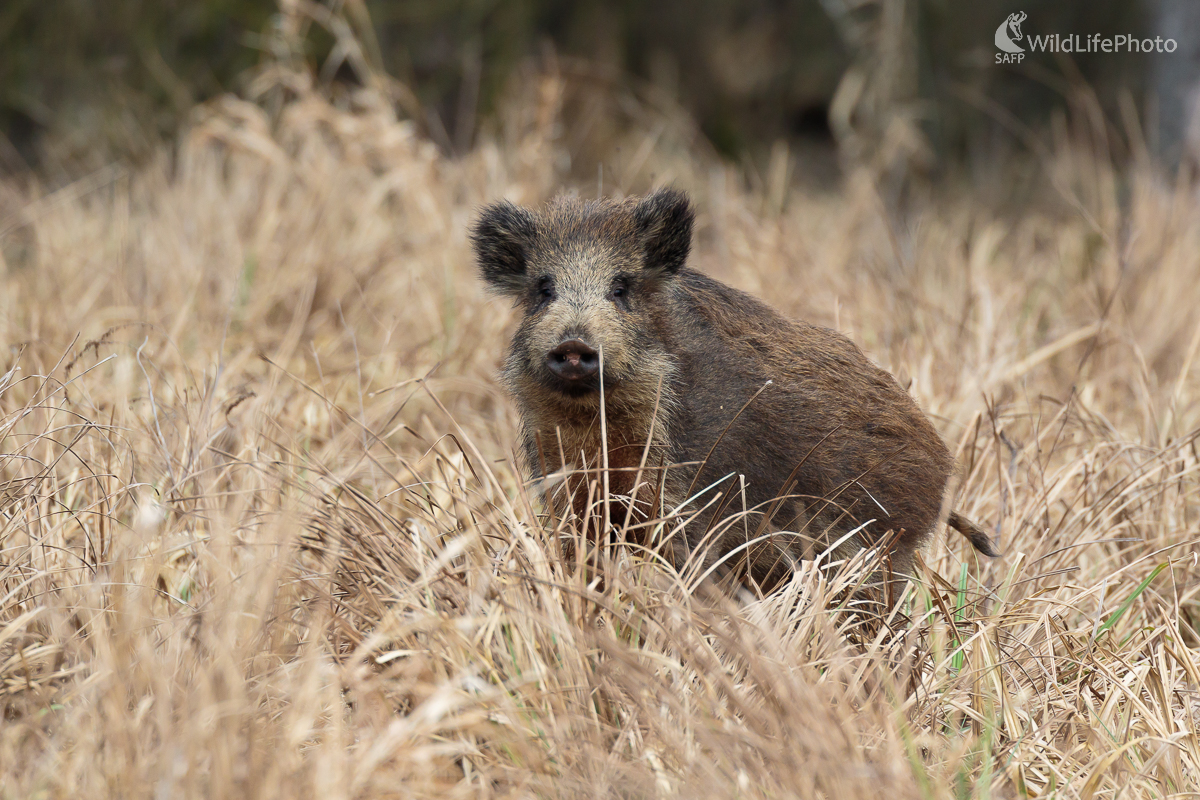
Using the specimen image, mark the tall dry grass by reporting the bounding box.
[2,59,1199,799]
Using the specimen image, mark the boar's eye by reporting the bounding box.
[609,277,632,310]
[533,276,555,310]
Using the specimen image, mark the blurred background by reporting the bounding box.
[2,0,1197,188]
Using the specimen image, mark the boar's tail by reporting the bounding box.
[947,512,1000,557]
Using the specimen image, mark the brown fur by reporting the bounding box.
[473,189,997,591]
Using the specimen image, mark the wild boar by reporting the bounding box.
[473,188,996,590]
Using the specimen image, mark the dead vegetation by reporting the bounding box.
[2,51,1200,800]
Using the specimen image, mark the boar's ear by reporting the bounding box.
[633,188,693,277]
[472,201,537,295]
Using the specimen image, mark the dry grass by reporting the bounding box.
[2,60,1200,799]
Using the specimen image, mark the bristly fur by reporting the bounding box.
[474,188,998,591]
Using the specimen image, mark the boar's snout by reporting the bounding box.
[547,339,599,383]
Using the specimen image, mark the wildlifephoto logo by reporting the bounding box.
[995,11,1027,57]
[995,11,1178,64]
